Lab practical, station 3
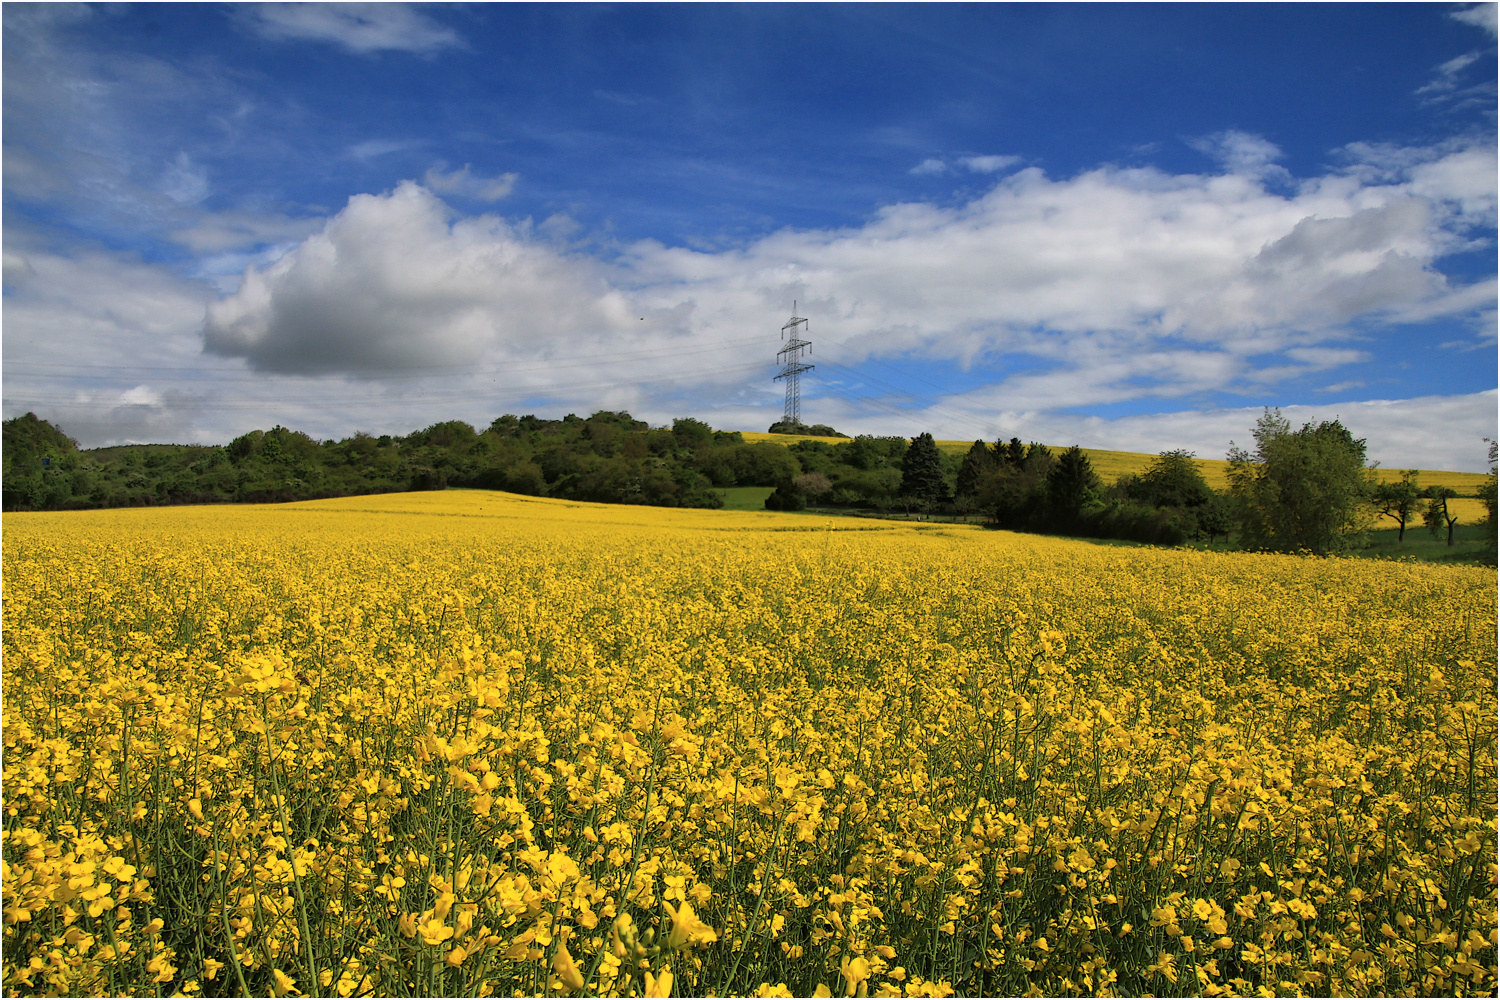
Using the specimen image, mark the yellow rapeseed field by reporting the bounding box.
[4,491,1496,997]
[741,431,1491,498]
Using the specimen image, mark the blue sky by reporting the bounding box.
[4,3,1496,470]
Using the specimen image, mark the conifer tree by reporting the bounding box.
[955,439,996,499]
[899,432,948,510]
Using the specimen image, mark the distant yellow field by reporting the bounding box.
[739,430,854,446]
[739,432,1491,495]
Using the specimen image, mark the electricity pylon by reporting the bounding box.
[775,302,813,426]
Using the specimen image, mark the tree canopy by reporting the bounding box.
[1227,409,1372,555]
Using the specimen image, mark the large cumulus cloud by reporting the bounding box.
[202,137,1494,408]
[204,182,641,372]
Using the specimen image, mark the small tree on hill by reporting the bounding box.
[1373,470,1422,542]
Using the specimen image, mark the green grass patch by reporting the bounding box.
[715,486,776,511]
[1356,522,1497,565]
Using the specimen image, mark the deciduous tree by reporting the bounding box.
[1423,485,1461,546]
[1227,408,1373,555]
[1373,470,1422,541]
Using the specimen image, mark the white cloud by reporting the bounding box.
[1452,3,1498,37]
[423,164,518,202]
[168,210,324,255]
[909,158,947,175]
[1189,130,1288,179]
[3,246,212,368]
[203,181,639,372]
[958,155,1021,174]
[243,3,462,55]
[1418,51,1480,95]
[197,136,1492,413]
[1085,392,1499,474]
[9,134,1494,464]
[1,245,232,445]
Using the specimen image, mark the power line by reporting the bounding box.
[5,335,771,384]
[7,359,770,412]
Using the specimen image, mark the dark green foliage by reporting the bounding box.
[1045,446,1102,521]
[1373,470,1423,542]
[3,411,78,458]
[1124,450,1214,509]
[763,478,807,511]
[977,442,1053,529]
[1227,409,1372,555]
[671,417,715,449]
[1480,441,1498,546]
[1197,493,1234,543]
[2,411,731,513]
[845,435,908,470]
[899,432,948,510]
[786,439,838,477]
[955,440,996,499]
[1422,485,1461,546]
[767,420,843,437]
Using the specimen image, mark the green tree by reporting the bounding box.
[899,432,948,512]
[955,439,996,500]
[1227,409,1372,555]
[671,417,715,449]
[1480,440,1498,540]
[1046,445,1102,521]
[1373,470,1422,542]
[1128,449,1213,509]
[1198,493,1234,544]
[1422,486,1461,546]
[763,477,807,511]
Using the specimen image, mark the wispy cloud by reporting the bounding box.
[349,139,424,161]
[423,164,518,202]
[957,155,1021,174]
[1451,3,1498,38]
[910,155,1021,176]
[160,152,210,205]
[241,3,463,55]
[1188,130,1288,179]
[1418,51,1482,95]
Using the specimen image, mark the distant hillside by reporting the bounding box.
[744,431,1489,495]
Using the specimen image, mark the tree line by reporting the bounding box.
[1,411,906,514]
[5,409,1495,557]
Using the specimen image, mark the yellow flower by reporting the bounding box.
[271,968,297,995]
[416,916,453,946]
[644,966,674,998]
[665,899,718,950]
[552,934,585,992]
[841,955,872,994]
